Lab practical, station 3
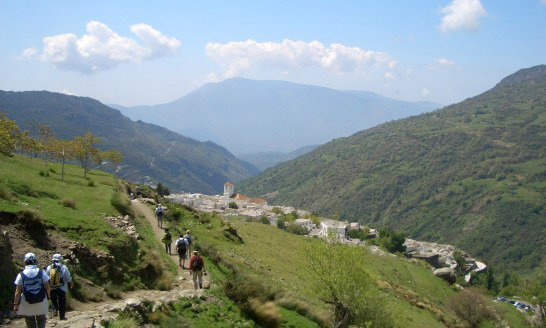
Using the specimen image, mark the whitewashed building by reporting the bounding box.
[319,219,347,239]
[294,218,314,231]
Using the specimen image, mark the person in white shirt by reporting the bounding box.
[45,254,73,320]
[13,253,51,328]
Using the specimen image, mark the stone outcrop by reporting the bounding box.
[68,242,114,268]
[106,215,140,240]
[433,267,456,284]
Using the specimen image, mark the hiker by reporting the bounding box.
[135,185,142,199]
[13,253,51,328]
[130,192,134,201]
[175,235,188,268]
[188,251,207,289]
[45,254,73,320]
[162,229,172,254]
[184,230,193,258]
[155,204,164,228]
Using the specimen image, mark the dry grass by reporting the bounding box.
[448,290,495,328]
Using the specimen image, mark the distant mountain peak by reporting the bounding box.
[495,64,546,88]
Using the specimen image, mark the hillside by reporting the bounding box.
[238,65,546,274]
[0,91,258,193]
[114,78,439,154]
[238,144,319,171]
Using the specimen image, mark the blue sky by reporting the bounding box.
[1,0,545,106]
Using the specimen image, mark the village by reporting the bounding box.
[165,182,487,284]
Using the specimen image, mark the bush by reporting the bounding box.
[286,224,308,235]
[38,169,49,177]
[87,180,95,187]
[228,202,238,209]
[0,185,13,201]
[276,218,286,230]
[260,216,270,225]
[104,282,123,299]
[378,227,406,253]
[59,199,76,209]
[111,192,133,217]
[248,299,282,328]
[48,167,56,174]
[448,290,495,327]
[107,316,140,328]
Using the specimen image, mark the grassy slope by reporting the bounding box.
[238,65,546,275]
[0,154,174,304]
[165,212,530,327]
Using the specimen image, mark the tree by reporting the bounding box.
[102,149,123,174]
[276,218,286,230]
[38,124,56,166]
[155,182,170,196]
[52,140,76,180]
[453,250,466,275]
[306,240,394,327]
[74,132,101,178]
[228,202,238,209]
[378,227,406,253]
[0,113,19,156]
[484,266,495,290]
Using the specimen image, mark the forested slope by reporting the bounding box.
[239,65,546,274]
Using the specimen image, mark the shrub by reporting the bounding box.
[171,208,182,222]
[111,192,133,217]
[248,299,282,328]
[87,180,95,187]
[104,282,123,299]
[48,167,56,174]
[38,169,49,177]
[260,216,270,225]
[228,202,238,209]
[286,224,308,235]
[448,290,495,327]
[276,218,286,230]
[59,199,76,209]
[0,185,13,201]
[107,316,140,328]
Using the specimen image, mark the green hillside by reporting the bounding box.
[0,154,174,310]
[239,65,546,274]
[0,91,258,194]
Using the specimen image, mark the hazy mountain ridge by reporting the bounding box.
[238,145,319,171]
[114,78,439,154]
[238,65,546,273]
[0,90,258,193]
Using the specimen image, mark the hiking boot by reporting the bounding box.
[60,317,67,321]
[199,283,203,289]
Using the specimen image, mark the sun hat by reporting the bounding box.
[24,253,36,263]
[52,254,62,262]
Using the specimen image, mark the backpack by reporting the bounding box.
[163,232,172,243]
[21,269,46,304]
[192,256,203,271]
[156,207,163,217]
[177,238,187,252]
[49,263,64,289]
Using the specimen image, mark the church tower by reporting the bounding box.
[224,181,234,201]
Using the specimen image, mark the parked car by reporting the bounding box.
[508,300,516,304]
[497,296,506,302]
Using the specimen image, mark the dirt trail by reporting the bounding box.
[4,200,205,328]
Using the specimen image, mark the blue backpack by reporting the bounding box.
[21,269,46,304]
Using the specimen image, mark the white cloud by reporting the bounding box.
[29,21,180,73]
[21,47,38,59]
[439,0,487,32]
[205,39,397,77]
[422,88,431,97]
[436,58,456,67]
[384,72,395,80]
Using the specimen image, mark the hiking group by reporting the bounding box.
[13,253,73,328]
[162,229,206,289]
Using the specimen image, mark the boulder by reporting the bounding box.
[433,267,456,284]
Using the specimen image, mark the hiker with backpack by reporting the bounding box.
[155,204,164,228]
[162,229,173,254]
[135,185,142,199]
[13,253,51,328]
[184,230,193,258]
[188,251,207,289]
[45,254,73,320]
[175,235,188,268]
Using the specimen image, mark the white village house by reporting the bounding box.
[294,218,315,231]
[318,219,347,239]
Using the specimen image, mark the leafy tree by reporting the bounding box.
[276,218,286,230]
[74,132,101,178]
[228,202,238,209]
[155,182,170,196]
[484,266,495,290]
[378,227,406,253]
[260,216,270,225]
[286,224,308,235]
[52,140,76,180]
[271,207,283,215]
[306,239,394,327]
[102,149,123,174]
[38,124,56,166]
[453,250,466,275]
[0,113,19,156]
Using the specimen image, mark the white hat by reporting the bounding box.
[24,253,36,263]
[52,254,62,261]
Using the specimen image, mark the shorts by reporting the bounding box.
[178,249,187,259]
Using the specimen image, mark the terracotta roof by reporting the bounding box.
[224,181,234,186]
[249,198,267,204]
[230,193,249,200]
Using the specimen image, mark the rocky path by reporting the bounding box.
[4,200,205,328]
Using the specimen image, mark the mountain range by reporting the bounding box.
[238,65,546,274]
[0,91,258,194]
[113,78,439,154]
[238,145,319,171]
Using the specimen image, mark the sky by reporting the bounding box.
[1,0,545,107]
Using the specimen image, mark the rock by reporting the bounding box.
[433,267,456,284]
